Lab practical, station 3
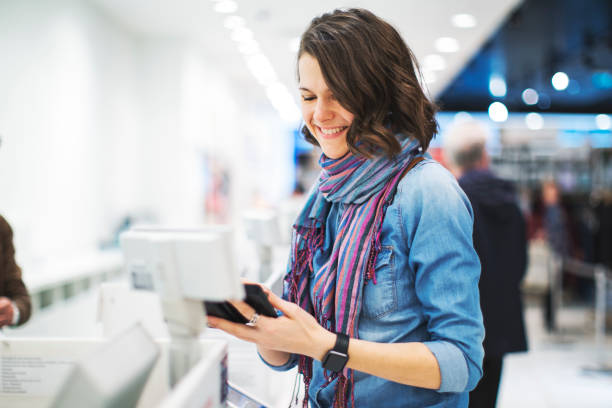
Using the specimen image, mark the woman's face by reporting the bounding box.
[298,53,354,159]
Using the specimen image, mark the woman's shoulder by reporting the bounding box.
[399,158,461,193]
[395,158,471,213]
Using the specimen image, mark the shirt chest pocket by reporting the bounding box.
[361,246,397,320]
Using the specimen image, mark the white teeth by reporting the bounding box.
[320,127,345,135]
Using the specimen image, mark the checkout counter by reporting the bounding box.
[1,216,296,408]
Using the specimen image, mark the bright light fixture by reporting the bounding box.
[595,114,611,130]
[230,26,253,42]
[223,15,244,30]
[214,0,237,14]
[488,102,508,122]
[245,53,277,87]
[214,3,299,123]
[451,14,477,28]
[521,88,539,105]
[489,75,507,97]
[525,112,543,130]
[551,72,569,91]
[435,37,459,53]
[238,39,260,55]
[454,111,472,122]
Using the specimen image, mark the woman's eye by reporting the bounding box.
[302,95,316,101]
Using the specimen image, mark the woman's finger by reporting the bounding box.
[266,290,297,317]
[207,316,257,341]
[228,300,256,320]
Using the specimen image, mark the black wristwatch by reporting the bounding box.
[322,333,349,373]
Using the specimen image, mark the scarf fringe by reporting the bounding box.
[298,356,313,408]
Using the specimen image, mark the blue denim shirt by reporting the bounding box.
[262,159,484,407]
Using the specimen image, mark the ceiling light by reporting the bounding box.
[525,113,543,130]
[454,111,472,122]
[230,26,253,42]
[238,39,260,55]
[245,53,277,86]
[214,0,237,14]
[488,102,508,122]
[489,75,507,97]
[213,1,298,123]
[423,54,446,71]
[451,14,477,28]
[223,15,244,30]
[595,114,611,130]
[434,37,459,53]
[551,72,569,91]
[521,88,539,105]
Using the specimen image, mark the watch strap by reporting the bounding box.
[334,333,349,355]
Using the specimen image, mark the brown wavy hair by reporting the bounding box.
[298,8,438,157]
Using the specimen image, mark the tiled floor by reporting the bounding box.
[4,286,612,407]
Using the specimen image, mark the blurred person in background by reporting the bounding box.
[444,120,527,408]
[541,180,569,257]
[0,215,31,327]
[540,179,575,331]
[209,9,484,408]
[0,136,31,328]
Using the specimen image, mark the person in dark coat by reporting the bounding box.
[444,120,528,408]
[0,214,31,327]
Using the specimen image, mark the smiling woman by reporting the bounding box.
[298,54,354,159]
[296,8,438,160]
[208,8,484,408]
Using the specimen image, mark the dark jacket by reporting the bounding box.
[459,169,527,357]
[0,214,31,325]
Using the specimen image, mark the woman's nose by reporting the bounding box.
[313,100,333,123]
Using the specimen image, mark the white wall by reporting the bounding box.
[0,0,138,262]
[0,0,296,268]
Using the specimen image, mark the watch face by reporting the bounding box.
[323,350,348,373]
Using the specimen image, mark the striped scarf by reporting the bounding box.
[284,137,421,407]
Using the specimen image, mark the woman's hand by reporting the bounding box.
[207,287,335,361]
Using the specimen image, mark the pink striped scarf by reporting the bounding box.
[284,137,421,407]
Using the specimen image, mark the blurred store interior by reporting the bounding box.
[0,0,611,407]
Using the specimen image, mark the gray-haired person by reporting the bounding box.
[444,120,528,408]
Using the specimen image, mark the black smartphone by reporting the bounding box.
[204,283,277,323]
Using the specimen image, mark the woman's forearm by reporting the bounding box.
[345,339,441,389]
[257,345,292,367]
[307,329,441,389]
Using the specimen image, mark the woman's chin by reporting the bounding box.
[322,147,350,159]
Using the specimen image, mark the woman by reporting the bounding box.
[208,8,484,408]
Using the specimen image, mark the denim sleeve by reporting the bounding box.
[257,350,299,371]
[399,162,484,393]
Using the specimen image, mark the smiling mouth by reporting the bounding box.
[317,126,348,138]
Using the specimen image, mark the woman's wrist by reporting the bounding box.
[307,328,336,361]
